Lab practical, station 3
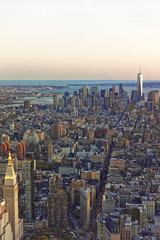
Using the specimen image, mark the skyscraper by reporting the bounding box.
[119,83,124,101]
[53,94,59,110]
[47,141,53,162]
[25,154,35,220]
[4,153,23,240]
[137,66,143,100]
[48,176,68,228]
[147,90,159,104]
[80,188,90,227]
[79,86,88,105]
[16,141,26,160]
[50,122,63,140]
[71,96,75,108]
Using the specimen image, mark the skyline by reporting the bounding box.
[0,0,160,80]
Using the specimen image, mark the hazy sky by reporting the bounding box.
[0,0,160,80]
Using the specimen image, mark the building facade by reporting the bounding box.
[80,187,90,227]
[3,153,23,240]
[0,199,13,240]
[48,176,68,228]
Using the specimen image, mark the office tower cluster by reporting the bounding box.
[51,84,128,116]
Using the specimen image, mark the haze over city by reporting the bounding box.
[0,0,160,80]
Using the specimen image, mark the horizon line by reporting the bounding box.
[0,79,160,81]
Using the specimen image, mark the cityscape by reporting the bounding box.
[0,69,160,239]
[1,0,160,239]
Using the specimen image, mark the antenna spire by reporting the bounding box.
[139,65,141,73]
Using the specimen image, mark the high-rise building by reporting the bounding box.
[0,199,13,240]
[142,196,155,217]
[47,141,53,162]
[53,94,59,110]
[119,83,123,96]
[102,195,116,215]
[71,96,75,108]
[106,212,120,234]
[90,186,96,209]
[79,86,88,105]
[80,188,90,227]
[120,189,132,208]
[97,214,106,240]
[137,67,143,100]
[147,90,159,104]
[90,87,98,95]
[112,85,116,95]
[89,95,96,108]
[59,97,65,108]
[70,179,85,206]
[109,88,114,103]
[131,90,138,102]
[50,122,63,140]
[25,154,35,220]
[4,153,23,240]
[24,100,30,112]
[48,176,68,228]
[104,97,112,110]
[75,97,82,108]
[101,90,109,98]
[16,141,25,160]
[114,92,119,102]
[0,142,10,157]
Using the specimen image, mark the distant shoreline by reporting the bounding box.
[0,80,160,87]
[0,81,159,89]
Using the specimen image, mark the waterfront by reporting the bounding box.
[1,80,160,108]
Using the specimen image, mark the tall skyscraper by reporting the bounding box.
[104,97,112,110]
[79,86,88,105]
[53,94,59,110]
[89,95,96,108]
[50,122,63,140]
[147,90,159,104]
[71,96,75,108]
[47,141,53,162]
[119,83,125,101]
[137,66,143,100]
[48,176,68,228]
[16,141,26,160]
[25,154,35,220]
[4,153,23,240]
[80,188,90,227]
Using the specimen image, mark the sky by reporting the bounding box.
[0,0,160,80]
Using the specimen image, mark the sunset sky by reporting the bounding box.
[0,0,160,80]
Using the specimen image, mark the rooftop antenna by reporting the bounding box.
[139,65,141,73]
